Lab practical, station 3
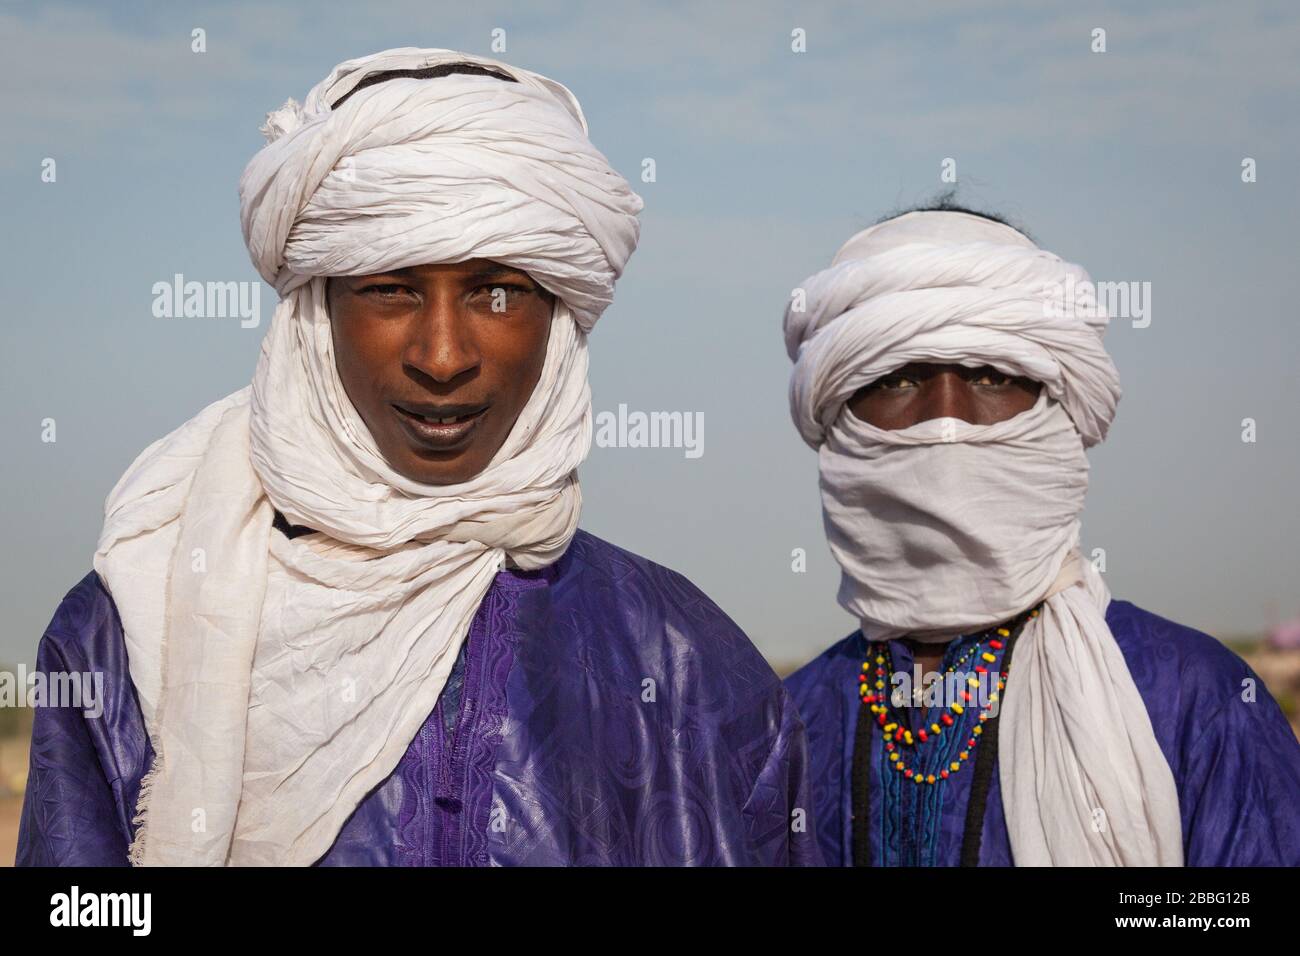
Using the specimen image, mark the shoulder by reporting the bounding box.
[559,528,751,647]
[550,528,784,699]
[784,630,863,705]
[782,630,864,755]
[1108,599,1300,864]
[560,529,729,618]
[36,571,124,670]
[1107,597,1299,779]
[1105,598,1256,711]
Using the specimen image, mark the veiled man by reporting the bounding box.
[783,203,1300,867]
[17,48,817,867]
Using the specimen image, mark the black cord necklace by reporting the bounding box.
[850,603,1041,867]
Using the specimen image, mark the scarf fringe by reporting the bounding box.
[127,751,163,866]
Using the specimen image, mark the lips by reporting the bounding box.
[391,401,489,450]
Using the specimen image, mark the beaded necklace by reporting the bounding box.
[857,604,1041,786]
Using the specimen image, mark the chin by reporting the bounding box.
[397,456,484,487]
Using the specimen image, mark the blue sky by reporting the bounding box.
[2,0,1297,668]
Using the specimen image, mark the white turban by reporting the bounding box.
[93,48,642,866]
[787,211,1119,449]
[785,211,1183,866]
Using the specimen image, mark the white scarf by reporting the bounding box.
[786,211,1183,865]
[93,48,641,866]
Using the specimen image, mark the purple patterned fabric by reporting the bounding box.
[16,530,821,866]
[785,598,1300,866]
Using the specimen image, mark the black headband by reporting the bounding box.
[329,62,518,110]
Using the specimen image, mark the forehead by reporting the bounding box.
[344,259,535,280]
[886,361,1042,383]
[896,361,999,371]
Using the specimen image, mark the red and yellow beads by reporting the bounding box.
[856,607,1039,785]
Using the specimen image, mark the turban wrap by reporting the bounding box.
[92,48,642,866]
[785,211,1183,865]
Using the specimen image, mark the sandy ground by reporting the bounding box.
[0,797,20,867]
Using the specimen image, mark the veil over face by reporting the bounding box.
[785,211,1182,866]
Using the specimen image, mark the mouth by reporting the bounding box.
[390,401,489,451]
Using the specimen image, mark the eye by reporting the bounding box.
[970,368,1015,386]
[361,283,415,299]
[871,372,919,390]
[470,284,539,311]
[476,283,535,298]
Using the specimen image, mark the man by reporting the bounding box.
[17,48,816,866]
[782,202,1300,866]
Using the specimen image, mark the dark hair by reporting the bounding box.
[329,62,518,109]
[874,189,1033,244]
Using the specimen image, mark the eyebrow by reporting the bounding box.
[463,265,536,284]
[364,265,541,286]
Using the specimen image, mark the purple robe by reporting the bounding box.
[17,530,821,866]
[785,599,1300,866]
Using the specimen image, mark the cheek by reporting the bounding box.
[846,385,885,417]
[847,391,906,428]
[523,319,552,378]
[330,310,403,411]
[329,316,357,383]
[331,320,368,393]
[496,313,552,394]
[1010,383,1041,413]
[982,384,1040,422]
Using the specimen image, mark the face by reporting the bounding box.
[847,362,1041,430]
[326,259,555,485]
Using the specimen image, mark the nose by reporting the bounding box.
[402,297,481,385]
[915,368,977,424]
